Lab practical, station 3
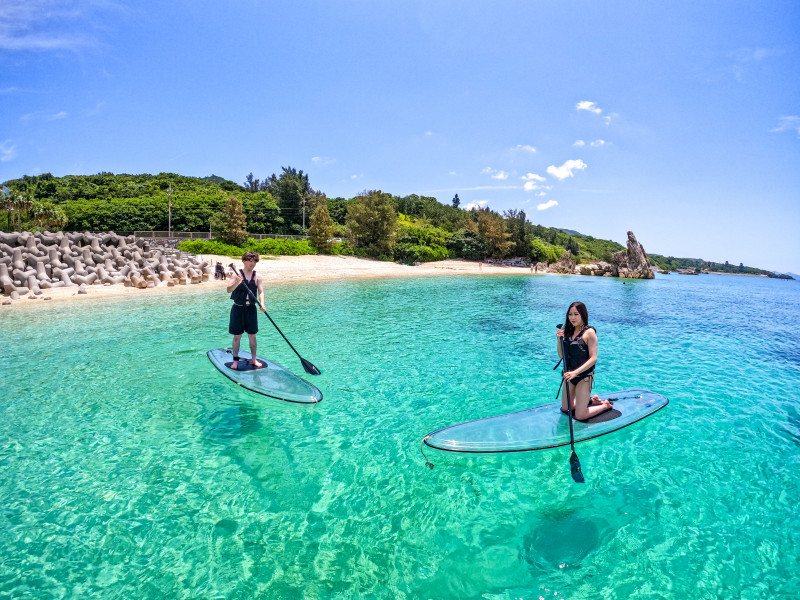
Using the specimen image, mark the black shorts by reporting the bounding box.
[229,304,258,335]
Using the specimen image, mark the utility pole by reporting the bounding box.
[167,185,173,238]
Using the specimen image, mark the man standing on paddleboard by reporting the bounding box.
[226,251,266,370]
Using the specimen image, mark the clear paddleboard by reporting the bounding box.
[422,389,667,454]
[207,347,323,404]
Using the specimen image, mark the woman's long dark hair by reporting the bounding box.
[564,301,589,338]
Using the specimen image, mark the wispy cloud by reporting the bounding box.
[724,47,783,82]
[574,139,607,147]
[514,144,536,153]
[771,116,800,138]
[0,0,113,52]
[1,140,18,162]
[536,200,558,211]
[311,156,335,166]
[547,159,587,180]
[423,185,520,194]
[522,173,545,182]
[576,100,617,124]
[481,167,509,180]
[21,109,68,122]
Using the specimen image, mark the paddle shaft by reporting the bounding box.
[560,334,578,452]
[558,324,584,482]
[230,264,320,375]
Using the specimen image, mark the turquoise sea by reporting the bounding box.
[2,272,799,599]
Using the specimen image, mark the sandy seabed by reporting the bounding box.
[1,254,547,310]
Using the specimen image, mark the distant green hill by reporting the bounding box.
[649,254,790,279]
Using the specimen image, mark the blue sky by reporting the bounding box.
[2,0,798,273]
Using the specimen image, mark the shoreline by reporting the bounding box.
[0,254,548,309]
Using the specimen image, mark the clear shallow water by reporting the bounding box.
[1,273,799,599]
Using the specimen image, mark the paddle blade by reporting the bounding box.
[301,357,321,376]
[570,451,585,483]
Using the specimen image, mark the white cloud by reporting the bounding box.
[48,111,67,120]
[481,166,509,180]
[312,156,334,165]
[576,139,607,147]
[515,144,537,153]
[771,116,800,138]
[537,200,559,211]
[1,140,17,162]
[576,101,602,114]
[521,173,545,182]
[547,159,587,180]
[524,181,551,192]
[424,130,433,136]
[463,200,489,210]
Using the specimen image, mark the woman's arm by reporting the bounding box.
[556,328,564,358]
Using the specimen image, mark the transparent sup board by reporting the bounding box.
[422,389,667,454]
[207,348,322,404]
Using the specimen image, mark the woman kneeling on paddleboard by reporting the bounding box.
[556,301,612,421]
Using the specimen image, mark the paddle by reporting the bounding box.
[229,263,321,375]
[557,323,584,483]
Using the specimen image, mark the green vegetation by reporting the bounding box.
[178,238,317,257]
[1,170,784,274]
[649,255,789,278]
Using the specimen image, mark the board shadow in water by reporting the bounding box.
[519,511,602,574]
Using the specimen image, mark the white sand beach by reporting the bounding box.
[1,254,547,309]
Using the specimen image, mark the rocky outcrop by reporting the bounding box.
[611,231,654,279]
[0,231,213,300]
[549,251,577,274]
[577,261,616,277]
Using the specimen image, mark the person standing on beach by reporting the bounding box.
[227,251,266,370]
[556,301,612,420]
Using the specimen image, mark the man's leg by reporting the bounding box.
[248,333,263,368]
[231,334,242,369]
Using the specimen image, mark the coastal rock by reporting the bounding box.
[578,261,616,277]
[549,251,577,274]
[612,231,654,279]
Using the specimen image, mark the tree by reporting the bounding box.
[476,208,511,258]
[452,194,460,208]
[31,201,68,230]
[210,196,248,246]
[308,200,335,254]
[503,209,529,257]
[265,166,311,230]
[244,173,261,192]
[346,190,398,257]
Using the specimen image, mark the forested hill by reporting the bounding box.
[0,171,787,276]
[649,254,792,278]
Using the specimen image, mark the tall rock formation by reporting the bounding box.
[612,231,654,279]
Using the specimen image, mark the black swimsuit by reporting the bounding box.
[228,272,259,335]
[565,326,595,385]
